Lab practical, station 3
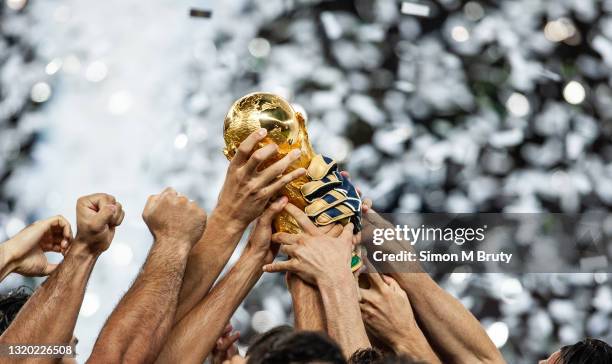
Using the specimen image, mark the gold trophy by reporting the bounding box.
[223,92,363,270]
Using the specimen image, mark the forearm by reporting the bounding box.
[174,211,245,322]
[89,239,190,363]
[318,274,370,358]
[288,274,326,331]
[392,273,503,364]
[157,249,264,364]
[393,328,441,364]
[0,243,96,360]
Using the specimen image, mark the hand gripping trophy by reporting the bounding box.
[223,92,363,271]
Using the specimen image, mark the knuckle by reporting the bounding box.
[255,189,268,199]
[251,151,264,163]
[237,144,250,155]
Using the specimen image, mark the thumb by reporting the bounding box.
[42,263,59,275]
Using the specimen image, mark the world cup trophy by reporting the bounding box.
[223,92,363,271]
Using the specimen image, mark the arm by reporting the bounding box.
[317,270,369,358]
[362,207,503,364]
[174,129,305,323]
[0,215,73,281]
[88,188,206,364]
[0,193,123,364]
[392,273,503,364]
[156,198,287,364]
[264,204,370,358]
[287,274,326,331]
[359,273,440,363]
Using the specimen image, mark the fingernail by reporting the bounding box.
[290,149,301,158]
[258,128,267,136]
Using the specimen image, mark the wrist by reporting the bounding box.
[393,331,431,358]
[317,269,354,291]
[242,246,267,263]
[67,239,101,262]
[210,206,248,234]
[153,236,192,254]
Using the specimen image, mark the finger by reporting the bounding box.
[258,149,302,185]
[326,224,343,237]
[242,144,278,174]
[340,223,354,242]
[111,202,123,226]
[271,232,300,245]
[97,202,117,223]
[229,331,240,343]
[61,218,73,242]
[359,288,376,303]
[116,210,126,227]
[226,344,238,358]
[340,170,350,179]
[362,198,373,213]
[48,215,72,241]
[42,263,58,275]
[279,244,298,257]
[217,331,240,351]
[259,168,307,198]
[359,303,375,318]
[260,197,288,225]
[367,272,387,290]
[382,274,400,289]
[84,193,116,214]
[352,232,361,246]
[222,324,233,336]
[284,204,319,235]
[263,260,297,273]
[233,128,267,165]
[162,187,177,196]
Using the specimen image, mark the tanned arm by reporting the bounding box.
[317,265,369,358]
[0,193,124,364]
[88,188,206,364]
[287,274,326,331]
[156,197,287,364]
[173,129,305,323]
[361,207,504,364]
[264,204,370,359]
[360,272,440,363]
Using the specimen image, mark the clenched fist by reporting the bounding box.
[142,188,207,248]
[74,193,124,255]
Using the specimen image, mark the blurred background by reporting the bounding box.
[1,0,612,362]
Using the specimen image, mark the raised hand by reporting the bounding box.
[359,273,440,362]
[216,128,306,230]
[360,273,417,348]
[262,204,354,286]
[3,215,72,277]
[74,193,124,255]
[211,324,240,364]
[244,196,288,264]
[142,188,207,248]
